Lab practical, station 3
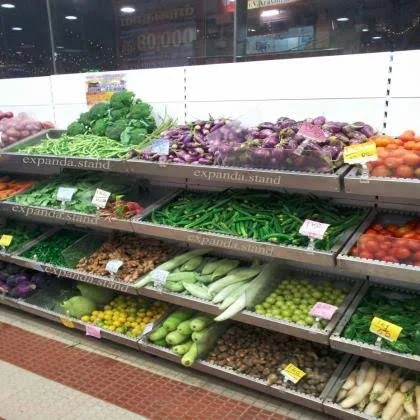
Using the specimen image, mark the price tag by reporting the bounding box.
[142,322,154,336]
[297,122,327,142]
[106,259,123,277]
[370,317,402,342]
[92,188,111,209]
[85,325,101,339]
[151,269,169,290]
[150,139,170,156]
[60,317,74,329]
[57,187,77,202]
[0,235,13,247]
[299,219,330,240]
[309,302,338,321]
[281,364,306,384]
[343,142,378,165]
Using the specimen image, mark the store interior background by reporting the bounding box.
[0,0,419,79]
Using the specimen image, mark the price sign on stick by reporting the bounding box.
[0,235,13,248]
[310,302,338,321]
[370,317,402,343]
[299,219,330,251]
[92,188,111,209]
[150,139,170,156]
[57,187,77,209]
[281,364,306,384]
[142,323,154,337]
[151,269,169,291]
[106,260,123,279]
[343,142,378,165]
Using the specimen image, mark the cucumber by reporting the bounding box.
[148,325,169,342]
[182,282,212,300]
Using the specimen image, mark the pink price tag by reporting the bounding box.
[85,325,101,339]
[310,302,338,320]
[297,122,327,142]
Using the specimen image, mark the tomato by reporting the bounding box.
[393,247,411,260]
[365,239,378,253]
[382,255,399,263]
[403,152,420,167]
[386,143,398,150]
[379,241,392,251]
[350,246,359,256]
[374,137,393,147]
[389,148,406,158]
[407,239,420,252]
[371,224,384,232]
[399,130,415,141]
[413,251,420,261]
[412,142,420,151]
[414,168,420,178]
[385,157,404,169]
[359,251,374,260]
[394,138,403,146]
[374,250,387,260]
[371,165,392,177]
[395,165,414,178]
[404,141,417,150]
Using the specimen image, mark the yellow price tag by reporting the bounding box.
[343,141,378,164]
[281,363,306,384]
[370,317,402,342]
[60,317,75,329]
[0,235,13,247]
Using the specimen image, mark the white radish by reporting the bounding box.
[416,385,420,420]
[342,368,358,390]
[336,389,348,402]
[357,396,369,411]
[341,365,377,409]
[403,394,416,418]
[364,401,383,416]
[390,406,404,420]
[400,380,416,393]
[356,361,370,386]
[371,366,392,401]
[382,391,405,420]
[377,370,404,404]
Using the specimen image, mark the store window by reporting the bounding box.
[0,0,53,78]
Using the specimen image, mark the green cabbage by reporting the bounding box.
[61,296,96,319]
[76,283,115,306]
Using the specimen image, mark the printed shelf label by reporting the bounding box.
[344,142,378,164]
[106,260,124,275]
[0,235,13,247]
[309,302,338,320]
[86,325,101,339]
[370,317,402,342]
[299,219,330,240]
[92,188,111,209]
[281,364,306,384]
[57,187,77,202]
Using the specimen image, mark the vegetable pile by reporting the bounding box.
[137,249,276,321]
[207,117,375,173]
[0,113,54,148]
[368,130,420,179]
[76,234,172,283]
[0,110,13,120]
[148,189,365,250]
[0,176,34,201]
[0,220,43,253]
[10,172,144,218]
[81,294,169,337]
[136,118,229,165]
[20,230,86,267]
[350,218,420,266]
[148,309,218,367]
[335,359,419,419]
[254,276,347,328]
[342,288,420,355]
[206,324,341,396]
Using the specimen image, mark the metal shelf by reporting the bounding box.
[329,283,420,371]
[344,167,420,200]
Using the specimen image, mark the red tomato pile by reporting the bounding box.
[351,219,420,266]
[367,130,420,178]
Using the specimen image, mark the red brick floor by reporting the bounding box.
[0,322,292,420]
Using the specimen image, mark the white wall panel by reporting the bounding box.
[386,98,420,135]
[186,53,390,102]
[0,76,53,106]
[390,51,420,97]
[186,99,385,130]
[51,67,185,105]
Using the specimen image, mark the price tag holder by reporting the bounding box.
[106,259,123,280]
[60,317,75,329]
[281,364,306,384]
[370,317,402,344]
[86,325,101,339]
[297,122,327,142]
[344,142,378,165]
[151,139,170,156]
[57,187,77,209]
[0,234,13,252]
[299,219,330,251]
[92,188,111,209]
[309,302,338,327]
[151,269,169,291]
[142,322,154,337]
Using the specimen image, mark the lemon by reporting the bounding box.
[81,315,90,322]
[113,320,122,327]
[107,325,116,331]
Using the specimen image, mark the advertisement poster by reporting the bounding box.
[85,73,127,106]
[114,0,196,69]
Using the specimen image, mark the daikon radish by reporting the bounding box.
[403,392,416,418]
[400,380,416,393]
[342,368,358,390]
[336,389,348,402]
[371,366,391,401]
[356,361,370,386]
[390,405,404,420]
[415,385,420,420]
[382,391,405,420]
[377,369,403,404]
[341,365,377,409]
[364,401,383,416]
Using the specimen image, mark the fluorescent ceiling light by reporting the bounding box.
[1,3,15,8]
[362,28,369,32]
[372,36,382,40]
[56,46,64,49]
[65,15,78,20]
[11,27,22,31]
[120,6,135,13]
[261,9,279,18]
[336,17,349,22]
[248,28,256,32]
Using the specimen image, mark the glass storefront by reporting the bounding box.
[0,0,419,78]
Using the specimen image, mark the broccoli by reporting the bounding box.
[89,103,110,120]
[129,102,152,120]
[79,112,92,125]
[105,119,128,140]
[67,121,86,136]
[110,107,130,121]
[129,115,156,132]
[91,118,109,136]
[121,127,148,146]
[110,90,135,110]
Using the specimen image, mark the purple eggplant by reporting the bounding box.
[9,281,36,298]
[359,124,375,137]
[6,273,30,287]
[313,116,326,126]
[0,280,9,294]
[30,272,48,288]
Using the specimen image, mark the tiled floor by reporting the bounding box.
[0,305,332,420]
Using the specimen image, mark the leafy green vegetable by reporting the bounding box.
[110,90,135,109]
[110,107,130,121]
[67,121,86,136]
[0,221,43,252]
[79,112,92,126]
[91,118,109,136]
[88,103,110,120]
[120,127,148,146]
[105,119,128,140]
[342,289,420,355]
[129,101,152,120]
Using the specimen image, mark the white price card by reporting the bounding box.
[142,323,154,336]
[150,139,170,156]
[151,269,169,289]
[106,259,123,275]
[92,188,111,209]
[57,187,77,203]
[299,219,330,240]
